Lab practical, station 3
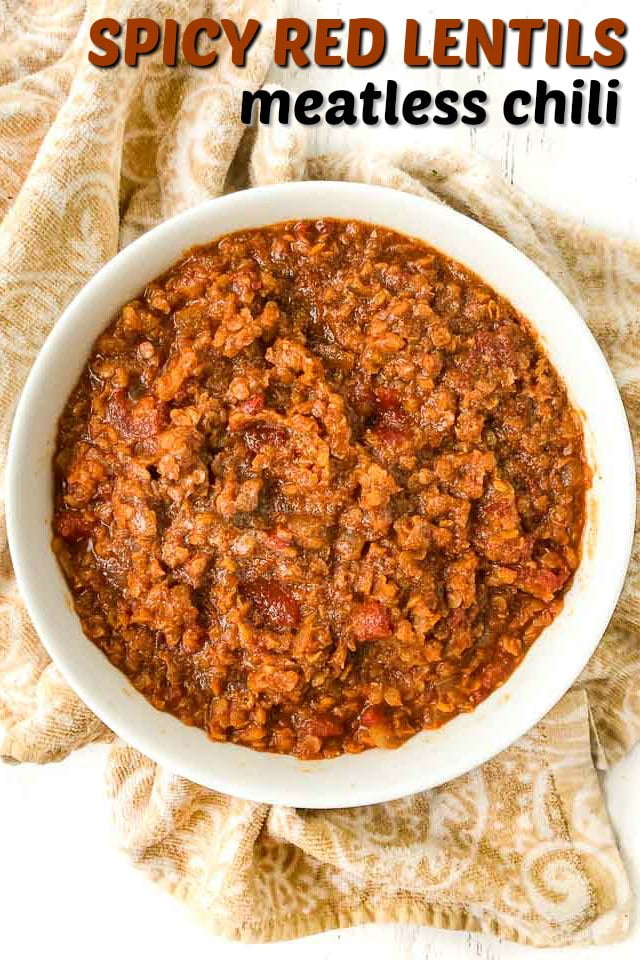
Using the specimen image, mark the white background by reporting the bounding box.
[1,2,638,958]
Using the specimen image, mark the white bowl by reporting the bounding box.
[6,182,635,808]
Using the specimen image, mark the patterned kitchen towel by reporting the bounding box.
[1,0,639,947]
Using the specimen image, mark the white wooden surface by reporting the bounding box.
[1,2,638,957]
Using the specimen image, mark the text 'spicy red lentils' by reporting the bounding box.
[52,219,589,759]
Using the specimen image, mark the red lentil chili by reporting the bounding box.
[53,219,589,759]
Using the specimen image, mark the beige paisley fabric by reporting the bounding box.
[1,0,639,947]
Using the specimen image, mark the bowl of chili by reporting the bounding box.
[6,182,635,807]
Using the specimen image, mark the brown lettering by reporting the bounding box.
[347,19,385,67]
[466,19,505,67]
[162,18,180,66]
[88,17,121,67]
[315,19,343,66]
[221,18,261,67]
[566,19,591,66]
[508,19,545,66]
[594,18,627,67]
[404,19,429,66]
[124,18,160,67]
[182,18,220,67]
[545,19,562,66]
[274,18,311,67]
[433,19,462,67]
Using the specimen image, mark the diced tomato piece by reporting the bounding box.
[106,389,130,434]
[55,511,93,541]
[351,380,376,417]
[267,532,293,551]
[241,393,265,415]
[359,704,389,728]
[304,714,344,739]
[516,563,569,601]
[359,703,401,748]
[374,387,401,411]
[352,598,393,642]
[371,387,409,445]
[107,389,167,440]
[128,395,168,438]
[374,425,410,447]
[243,577,301,630]
[242,422,287,452]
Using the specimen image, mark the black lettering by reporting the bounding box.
[588,80,603,125]
[241,89,290,125]
[462,90,488,124]
[360,81,382,125]
[294,90,323,125]
[503,89,532,124]
[533,80,565,124]
[570,79,585,123]
[326,90,357,125]
[384,79,399,124]
[606,79,620,124]
[433,90,459,125]
[402,90,431,124]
